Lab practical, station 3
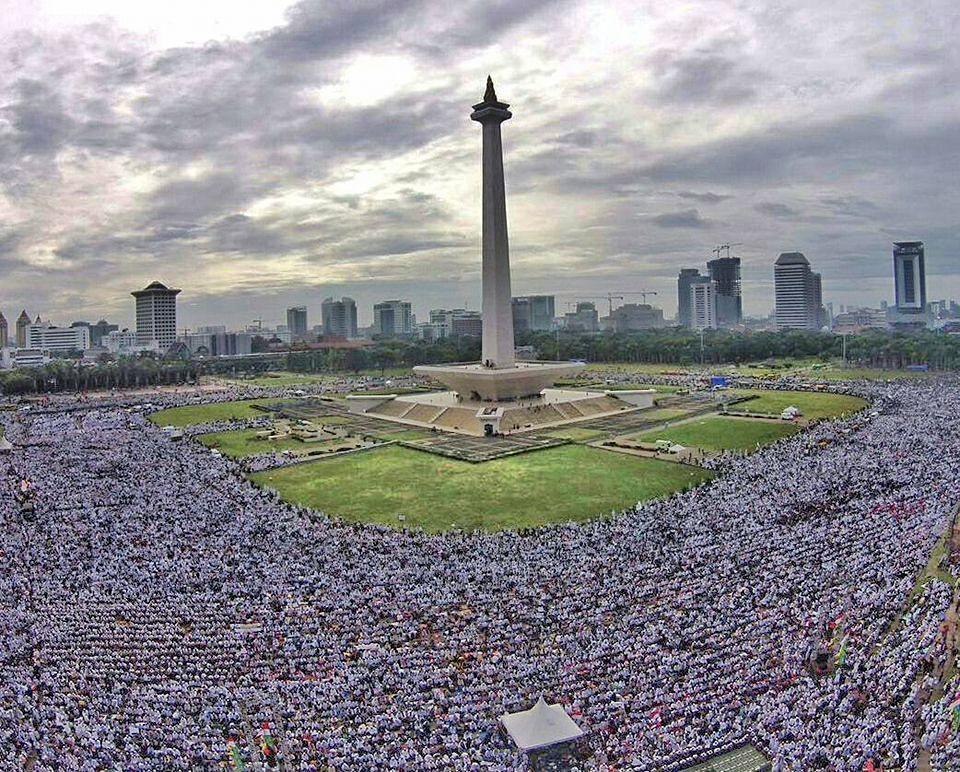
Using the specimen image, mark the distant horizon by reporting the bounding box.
[2,1,958,328]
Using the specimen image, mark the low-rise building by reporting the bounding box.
[26,324,91,353]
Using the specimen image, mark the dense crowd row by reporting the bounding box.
[0,377,958,769]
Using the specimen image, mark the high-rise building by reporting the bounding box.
[809,271,826,329]
[321,297,358,339]
[677,269,702,328]
[16,310,31,347]
[564,302,599,332]
[706,257,742,327]
[373,300,413,337]
[511,295,555,332]
[774,253,821,330]
[0,312,7,348]
[26,323,91,352]
[71,320,118,348]
[606,304,665,332]
[449,311,483,337]
[132,281,181,350]
[893,241,926,314]
[286,306,308,340]
[690,278,718,330]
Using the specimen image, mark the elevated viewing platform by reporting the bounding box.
[413,360,585,402]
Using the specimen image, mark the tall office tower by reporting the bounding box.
[286,306,308,340]
[321,297,358,338]
[774,252,819,330]
[808,271,826,329]
[690,278,718,330]
[677,269,702,327]
[0,312,7,348]
[132,281,181,350]
[706,257,742,327]
[16,310,31,347]
[511,295,555,332]
[893,241,926,314]
[373,300,413,337]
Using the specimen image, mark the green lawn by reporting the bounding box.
[729,390,867,420]
[251,444,713,532]
[541,426,607,442]
[637,416,799,452]
[215,369,413,388]
[633,407,694,423]
[196,428,331,458]
[149,399,282,427]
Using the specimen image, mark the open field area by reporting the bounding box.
[251,444,713,532]
[730,390,867,420]
[212,369,413,388]
[149,399,282,427]
[583,360,936,382]
[636,416,800,452]
[196,429,361,458]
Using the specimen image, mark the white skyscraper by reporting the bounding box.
[690,279,718,330]
[774,253,819,331]
[132,281,181,350]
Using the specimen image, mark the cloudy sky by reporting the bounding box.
[1,0,958,330]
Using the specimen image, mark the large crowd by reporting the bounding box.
[0,376,959,769]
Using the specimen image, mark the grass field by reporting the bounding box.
[637,416,799,452]
[541,426,607,442]
[730,390,867,420]
[632,407,694,423]
[150,399,283,427]
[251,444,713,532]
[197,428,316,457]
[214,369,413,388]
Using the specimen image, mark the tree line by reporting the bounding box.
[0,329,956,395]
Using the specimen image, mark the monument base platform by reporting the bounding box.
[413,360,585,402]
[360,388,641,437]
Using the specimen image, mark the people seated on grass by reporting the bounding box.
[0,376,957,769]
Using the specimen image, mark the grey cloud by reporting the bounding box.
[755,202,801,219]
[648,208,711,228]
[819,195,881,218]
[647,37,764,105]
[675,191,732,204]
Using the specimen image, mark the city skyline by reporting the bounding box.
[1,1,958,328]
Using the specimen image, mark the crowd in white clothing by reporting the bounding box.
[0,377,958,770]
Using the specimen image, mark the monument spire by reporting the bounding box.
[483,75,497,104]
[471,77,514,369]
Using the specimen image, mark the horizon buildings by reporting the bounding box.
[774,252,826,331]
[132,281,180,350]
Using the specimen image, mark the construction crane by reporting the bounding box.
[712,243,743,260]
[251,318,263,331]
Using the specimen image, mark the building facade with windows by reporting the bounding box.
[373,300,413,337]
[690,278,718,330]
[706,257,742,327]
[893,241,926,315]
[26,324,91,352]
[511,295,555,332]
[286,307,308,340]
[774,252,821,330]
[132,281,181,350]
[321,297,358,339]
[677,269,702,328]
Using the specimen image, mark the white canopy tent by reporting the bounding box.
[0,437,13,454]
[499,697,585,752]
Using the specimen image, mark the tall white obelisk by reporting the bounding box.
[471,76,515,369]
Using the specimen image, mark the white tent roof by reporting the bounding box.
[0,437,13,452]
[500,697,585,751]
